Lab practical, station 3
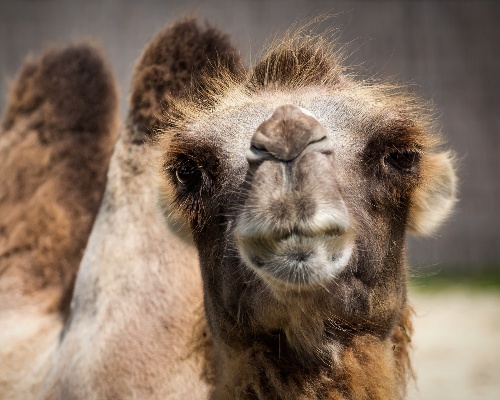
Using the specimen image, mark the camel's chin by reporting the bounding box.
[238,233,354,290]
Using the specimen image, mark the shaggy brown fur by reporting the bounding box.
[249,32,343,90]
[215,309,412,399]
[195,306,413,399]
[0,44,118,314]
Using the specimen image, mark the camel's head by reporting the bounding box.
[146,21,457,355]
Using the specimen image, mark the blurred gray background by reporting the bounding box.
[1,0,498,273]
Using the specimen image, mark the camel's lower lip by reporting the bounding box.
[236,230,354,288]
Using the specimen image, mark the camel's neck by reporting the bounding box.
[72,130,196,307]
[41,129,209,398]
[64,128,203,350]
[211,307,413,400]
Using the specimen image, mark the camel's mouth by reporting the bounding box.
[236,222,354,289]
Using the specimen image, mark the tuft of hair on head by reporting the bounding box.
[248,21,345,91]
[129,17,245,138]
[1,43,118,139]
[162,20,350,133]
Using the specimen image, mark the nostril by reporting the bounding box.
[251,143,266,152]
[247,141,273,163]
[308,136,327,147]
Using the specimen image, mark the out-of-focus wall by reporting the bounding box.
[1,0,498,272]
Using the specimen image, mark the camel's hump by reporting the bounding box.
[1,43,117,139]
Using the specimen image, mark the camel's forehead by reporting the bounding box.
[186,87,382,165]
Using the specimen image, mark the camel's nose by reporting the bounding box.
[247,104,329,163]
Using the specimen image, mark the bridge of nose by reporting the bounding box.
[250,104,327,162]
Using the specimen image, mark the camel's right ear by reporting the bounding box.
[129,18,244,136]
[408,151,458,236]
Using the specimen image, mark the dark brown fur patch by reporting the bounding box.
[0,44,118,314]
[130,17,244,137]
[214,305,413,400]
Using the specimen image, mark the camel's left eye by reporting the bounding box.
[384,151,419,173]
[175,160,202,186]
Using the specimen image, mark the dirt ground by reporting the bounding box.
[407,291,500,400]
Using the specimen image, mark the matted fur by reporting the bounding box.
[196,306,413,399]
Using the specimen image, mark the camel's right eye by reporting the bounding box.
[175,160,202,186]
[384,150,420,174]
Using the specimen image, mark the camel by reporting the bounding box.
[156,21,457,399]
[0,17,456,400]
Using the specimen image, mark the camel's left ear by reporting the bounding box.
[408,151,457,236]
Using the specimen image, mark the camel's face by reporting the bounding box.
[233,101,355,290]
[162,84,455,345]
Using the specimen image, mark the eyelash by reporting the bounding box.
[383,150,420,173]
[173,158,202,187]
